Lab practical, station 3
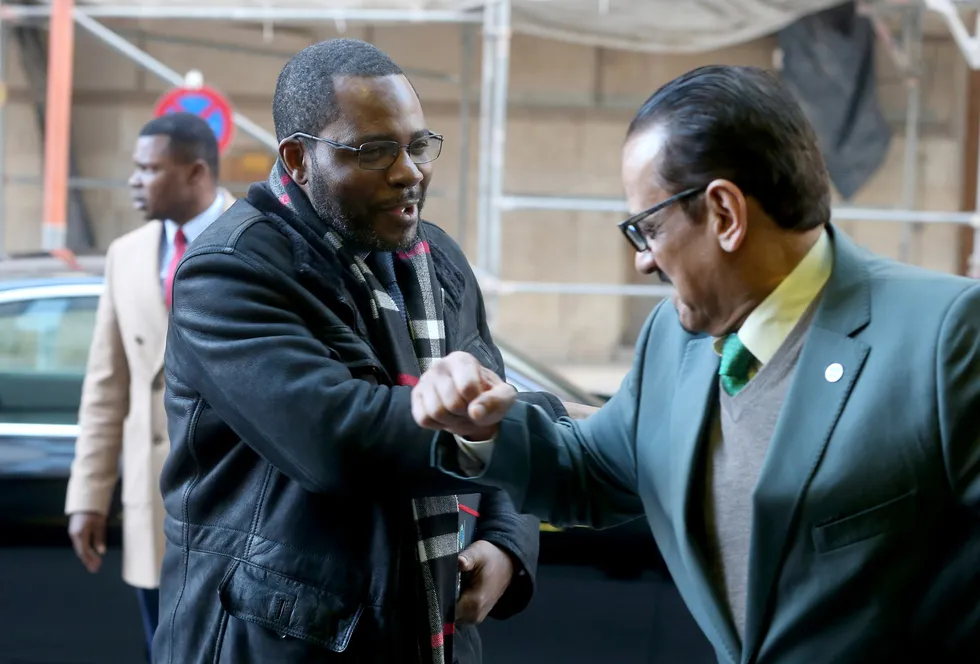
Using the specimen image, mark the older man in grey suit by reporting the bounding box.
[410,65,980,663]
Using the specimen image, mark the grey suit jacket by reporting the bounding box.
[437,225,980,663]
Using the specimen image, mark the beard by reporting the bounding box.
[307,155,425,252]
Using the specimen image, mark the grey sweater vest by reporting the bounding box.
[702,301,819,645]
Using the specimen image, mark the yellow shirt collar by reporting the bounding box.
[713,229,833,366]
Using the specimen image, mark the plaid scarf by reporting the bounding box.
[263,162,460,664]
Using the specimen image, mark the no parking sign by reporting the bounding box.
[153,85,235,155]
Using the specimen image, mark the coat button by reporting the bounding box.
[152,434,165,445]
[152,375,164,391]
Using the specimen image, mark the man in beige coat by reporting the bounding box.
[65,112,232,661]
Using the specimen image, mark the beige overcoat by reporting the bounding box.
[65,191,234,588]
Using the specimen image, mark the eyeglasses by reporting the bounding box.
[287,132,444,171]
[618,187,704,252]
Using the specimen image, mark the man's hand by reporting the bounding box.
[68,512,108,574]
[456,540,515,625]
[412,351,517,440]
[562,401,600,420]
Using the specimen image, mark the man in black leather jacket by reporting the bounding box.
[153,39,568,664]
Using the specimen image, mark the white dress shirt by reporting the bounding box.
[158,192,225,292]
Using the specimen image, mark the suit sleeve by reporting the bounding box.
[435,304,660,530]
[168,248,475,497]
[936,282,980,512]
[65,245,130,516]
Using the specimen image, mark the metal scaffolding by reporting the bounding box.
[1,0,980,322]
[472,0,980,321]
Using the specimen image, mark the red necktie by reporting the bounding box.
[164,228,187,310]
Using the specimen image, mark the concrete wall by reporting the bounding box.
[0,20,969,362]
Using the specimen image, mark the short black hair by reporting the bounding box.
[139,112,220,180]
[272,38,404,141]
[627,65,830,232]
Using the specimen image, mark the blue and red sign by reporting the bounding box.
[153,85,235,154]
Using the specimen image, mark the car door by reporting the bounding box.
[0,283,101,488]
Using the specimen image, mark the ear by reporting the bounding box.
[279,137,309,186]
[186,159,209,186]
[704,179,748,253]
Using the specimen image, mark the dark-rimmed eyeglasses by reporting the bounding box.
[618,187,704,252]
[286,132,444,171]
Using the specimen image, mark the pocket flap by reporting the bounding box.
[812,489,917,553]
[218,562,363,652]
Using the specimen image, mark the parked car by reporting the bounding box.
[0,253,659,573]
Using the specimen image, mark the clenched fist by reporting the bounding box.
[411,351,517,440]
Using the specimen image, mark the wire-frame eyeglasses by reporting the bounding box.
[618,187,704,252]
[286,132,444,171]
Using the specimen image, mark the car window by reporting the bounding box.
[0,296,98,375]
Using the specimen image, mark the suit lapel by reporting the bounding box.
[672,337,741,662]
[741,227,872,662]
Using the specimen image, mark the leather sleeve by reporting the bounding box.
[167,247,476,497]
[65,243,129,516]
[475,486,540,620]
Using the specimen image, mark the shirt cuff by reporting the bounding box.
[453,433,496,477]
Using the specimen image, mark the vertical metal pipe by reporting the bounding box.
[972,13,980,278]
[457,25,474,253]
[475,1,497,272]
[0,19,6,255]
[41,0,76,250]
[973,70,980,276]
[486,0,510,283]
[898,6,923,264]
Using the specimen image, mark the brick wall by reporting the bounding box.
[0,20,968,361]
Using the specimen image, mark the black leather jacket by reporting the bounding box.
[154,194,566,664]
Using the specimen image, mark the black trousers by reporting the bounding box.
[136,587,160,663]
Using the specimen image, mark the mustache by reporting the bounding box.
[375,189,425,210]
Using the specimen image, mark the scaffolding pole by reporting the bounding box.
[40,0,75,250]
[473,0,512,327]
[973,14,980,276]
[0,5,483,23]
[475,2,497,273]
[972,11,980,275]
[0,17,5,253]
[497,193,980,224]
[898,4,924,263]
[486,0,511,284]
[457,25,475,251]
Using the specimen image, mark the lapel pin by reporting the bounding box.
[825,363,844,383]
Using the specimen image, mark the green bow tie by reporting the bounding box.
[719,334,755,397]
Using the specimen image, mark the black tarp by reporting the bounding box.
[778,1,892,200]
